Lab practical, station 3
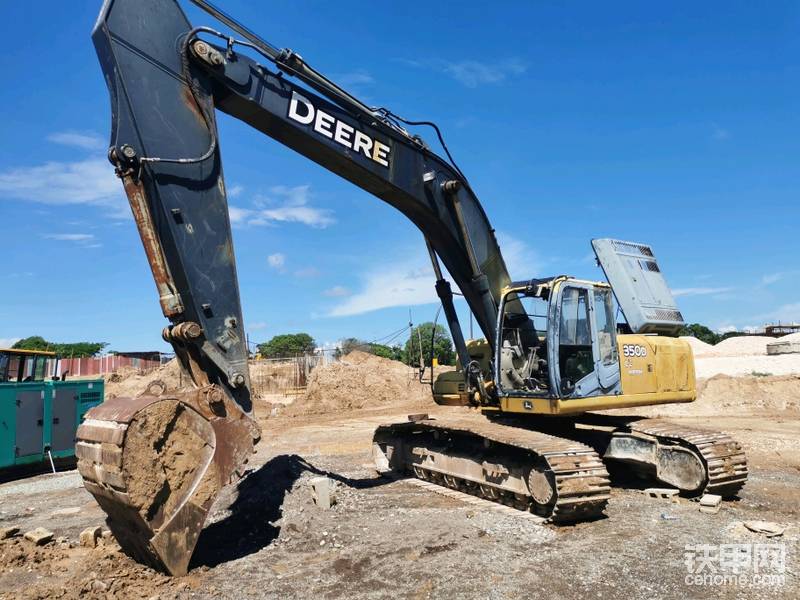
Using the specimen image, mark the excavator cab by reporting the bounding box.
[494,277,621,400]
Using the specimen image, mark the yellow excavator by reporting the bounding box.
[76,0,747,575]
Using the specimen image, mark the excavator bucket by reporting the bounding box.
[76,387,259,575]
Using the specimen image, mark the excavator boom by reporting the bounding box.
[78,0,527,574]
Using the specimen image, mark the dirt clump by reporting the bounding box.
[0,536,193,599]
[121,400,217,521]
[285,351,439,416]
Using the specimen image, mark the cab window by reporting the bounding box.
[559,287,594,386]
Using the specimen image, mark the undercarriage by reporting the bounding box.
[373,413,747,521]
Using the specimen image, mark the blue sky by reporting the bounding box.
[0,1,797,352]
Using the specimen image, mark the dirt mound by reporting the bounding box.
[285,351,437,416]
[612,374,800,418]
[104,359,188,399]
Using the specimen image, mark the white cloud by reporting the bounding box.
[755,302,800,324]
[47,131,106,151]
[227,184,244,198]
[672,287,734,297]
[442,59,527,87]
[43,233,101,248]
[334,69,374,88]
[323,285,350,297]
[0,157,127,217]
[267,253,286,270]
[401,58,527,88]
[496,232,542,279]
[228,185,334,229]
[760,272,783,286]
[328,259,437,317]
[44,233,94,242]
[0,337,21,348]
[328,234,540,317]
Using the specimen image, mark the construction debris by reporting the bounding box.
[310,476,336,509]
[23,527,54,546]
[699,494,722,514]
[0,526,19,540]
[743,520,785,537]
[645,488,680,502]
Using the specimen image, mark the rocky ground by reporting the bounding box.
[1,349,799,599]
[0,397,798,599]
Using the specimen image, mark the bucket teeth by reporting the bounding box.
[76,386,260,575]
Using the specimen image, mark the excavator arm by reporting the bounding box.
[78,0,531,574]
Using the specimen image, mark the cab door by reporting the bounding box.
[548,281,620,398]
[590,286,621,390]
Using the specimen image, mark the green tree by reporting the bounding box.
[257,333,315,358]
[404,322,454,367]
[366,343,404,362]
[334,338,403,361]
[12,336,107,357]
[677,323,720,345]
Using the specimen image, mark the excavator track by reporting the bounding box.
[623,419,748,497]
[488,414,748,499]
[75,387,260,575]
[373,416,611,522]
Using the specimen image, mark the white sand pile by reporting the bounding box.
[693,353,800,378]
[706,336,773,357]
[776,331,800,343]
[680,336,715,357]
[767,331,800,355]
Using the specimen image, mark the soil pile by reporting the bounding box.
[104,359,187,399]
[0,536,192,599]
[285,351,438,416]
[611,374,800,418]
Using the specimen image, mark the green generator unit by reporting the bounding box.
[0,348,103,470]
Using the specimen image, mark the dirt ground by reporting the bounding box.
[1,364,798,599]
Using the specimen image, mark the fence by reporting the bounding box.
[61,354,162,378]
[248,352,334,398]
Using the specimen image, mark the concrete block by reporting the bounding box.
[310,476,336,509]
[0,527,20,539]
[79,526,102,548]
[23,527,54,546]
[699,494,722,507]
[645,488,680,502]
